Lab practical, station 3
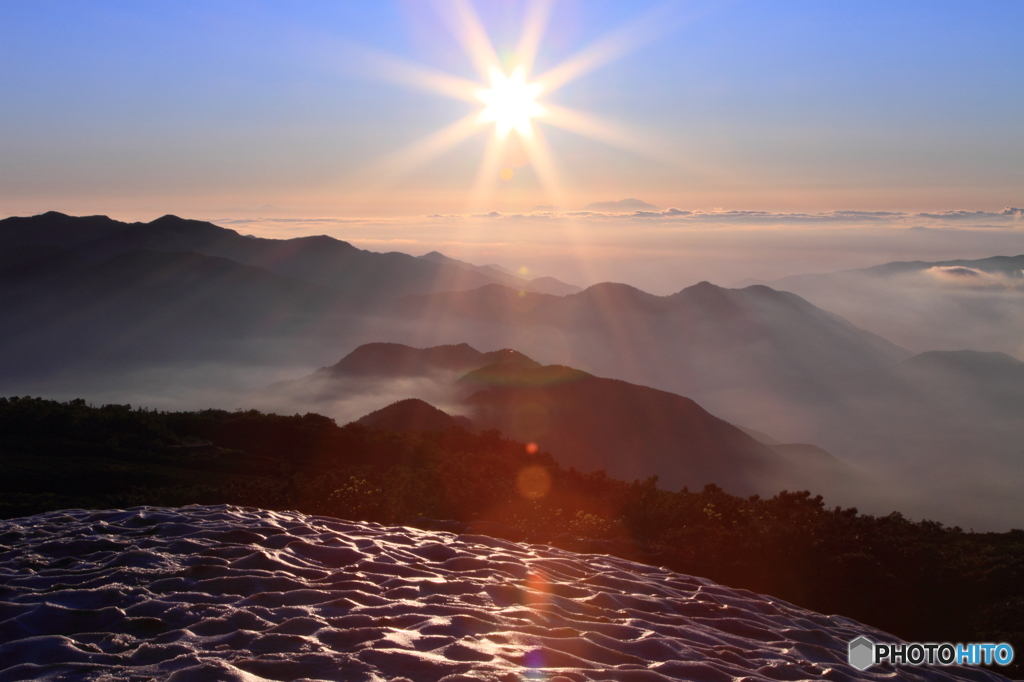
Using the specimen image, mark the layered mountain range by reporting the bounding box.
[752,254,1024,358]
[0,211,579,298]
[280,342,858,499]
[0,212,575,376]
[2,212,1022,529]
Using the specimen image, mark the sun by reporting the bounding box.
[477,67,545,139]
[358,0,672,209]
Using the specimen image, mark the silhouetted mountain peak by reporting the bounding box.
[582,198,660,212]
[674,280,822,316]
[320,342,543,380]
[147,214,235,239]
[151,214,185,224]
[583,281,644,294]
[2,211,580,299]
[738,283,779,296]
[572,282,662,309]
[0,212,127,248]
[478,348,540,369]
[670,280,745,314]
[322,342,484,378]
[356,398,472,432]
[287,234,358,252]
[678,280,732,299]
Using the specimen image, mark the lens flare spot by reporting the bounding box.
[500,167,514,181]
[524,647,546,675]
[516,465,551,500]
[525,442,538,454]
[525,569,552,607]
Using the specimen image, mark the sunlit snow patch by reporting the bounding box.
[0,505,1013,681]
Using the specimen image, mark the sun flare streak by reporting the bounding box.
[371,112,485,179]
[354,0,673,208]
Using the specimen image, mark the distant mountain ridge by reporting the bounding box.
[0,211,578,375]
[754,254,1024,286]
[388,279,910,397]
[285,338,1024,528]
[6,211,1023,528]
[851,254,1024,279]
[582,198,660,212]
[0,211,579,298]
[415,250,580,295]
[750,252,1024,363]
[1,212,906,396]
[318,342,538,378]
[284,342,861,498]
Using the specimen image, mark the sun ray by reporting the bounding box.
[346,1,685,211]
[541,103,673,163]
[521,124,566,208]
[514,0,555,76]
[469,131,506,211]
[371,112,487,181]
[534,2,681,96]
[343,44,481,102]
[439,0,504,80]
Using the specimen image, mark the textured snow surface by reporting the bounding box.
[0,505,1012,681]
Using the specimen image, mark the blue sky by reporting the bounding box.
[4,0,1023,291]
[2,0,1021,219]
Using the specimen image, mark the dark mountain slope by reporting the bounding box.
[0,212,576,299]
[356,398,472,432]
[0,248,343,375]
[279,343,859,498]
[318,342,538,378]
[456,361,852,496]
[0,211,127,248]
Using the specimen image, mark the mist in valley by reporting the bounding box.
[2,211,1023,531]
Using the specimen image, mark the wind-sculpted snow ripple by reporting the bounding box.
[0,505,1012,681]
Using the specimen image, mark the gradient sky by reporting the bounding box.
[2,1,1023,288]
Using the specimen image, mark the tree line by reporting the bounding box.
[1,396,1020,675]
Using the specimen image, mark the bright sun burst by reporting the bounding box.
[477,67,545,139]
[360,0,670,209]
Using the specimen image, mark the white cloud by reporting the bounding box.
[925,265,1024,289]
